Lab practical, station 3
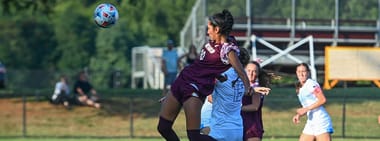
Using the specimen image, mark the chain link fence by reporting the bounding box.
[1,86,379,139]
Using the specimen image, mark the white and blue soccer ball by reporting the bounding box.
[94,3,119,28]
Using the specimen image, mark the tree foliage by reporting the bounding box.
[0,0,379,88]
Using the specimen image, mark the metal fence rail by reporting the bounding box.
[0,87,379,139]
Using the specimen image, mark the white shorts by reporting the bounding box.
[303,120,334,136]
[209,128,243,141]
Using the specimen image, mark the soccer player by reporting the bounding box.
[292,63,334,141]
[157,9,252,141]
[200,49,271,141]
[241,61,272,141]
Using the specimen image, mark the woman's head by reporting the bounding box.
[207,9,234,41]
[245,61,272,87]
[296,63,310,84]
[60,75,68,83]
[78,71,87,81]
[245,61,260,85]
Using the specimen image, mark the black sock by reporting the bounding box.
[157,116,179,141]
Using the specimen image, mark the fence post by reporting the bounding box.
[22,94,27,137]
[129,97,134,138]
[342,81,347,138]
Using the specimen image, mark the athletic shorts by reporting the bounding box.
[209,128,243,141]
[171,81,206,105]
[303,120,334,136]
[244,126,264,139]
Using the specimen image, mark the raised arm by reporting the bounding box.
[227,51,251,95]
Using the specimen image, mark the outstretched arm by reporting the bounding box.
[227,51,251,95]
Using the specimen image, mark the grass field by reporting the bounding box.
[0,87,380,140]
[0,138,380,141]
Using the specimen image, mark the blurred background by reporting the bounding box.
[0,0,380,140]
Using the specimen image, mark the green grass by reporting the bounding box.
[0,87,379,139]
[0,138,380,141]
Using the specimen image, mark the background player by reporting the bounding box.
[292,63,334,141]
[241,61,273,141]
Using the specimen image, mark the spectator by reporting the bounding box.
[0,62,6,89]
[178,44,199,70]
[51,75,71,110]
[161,39,179,97]
[73,71,101,109]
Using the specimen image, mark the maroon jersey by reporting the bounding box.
[171,40,239,104]
[241,94,265,139]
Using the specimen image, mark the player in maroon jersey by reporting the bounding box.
[157,9,253,141]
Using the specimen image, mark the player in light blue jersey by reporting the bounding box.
[201,48,270,141]
[208,66,245,141]
[292,63,334,141]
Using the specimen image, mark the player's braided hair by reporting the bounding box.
[238,47,250,68]
[209,9,234,36]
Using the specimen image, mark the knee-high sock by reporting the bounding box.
[157,116,179,141]
[187,129,217,141]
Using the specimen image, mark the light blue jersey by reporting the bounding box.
[209,67,244,141]
[298,79,334,135]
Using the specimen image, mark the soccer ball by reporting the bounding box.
[94,3,119,28]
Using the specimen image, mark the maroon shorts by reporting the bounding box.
[244,126,264,140]
[171,80,207,105]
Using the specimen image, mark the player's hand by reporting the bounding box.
[254,87,271,95]
[296,107,308,116]
[292,114,300,124]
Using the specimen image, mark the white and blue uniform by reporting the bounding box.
[298,79,334,135]
[208,67,244,141]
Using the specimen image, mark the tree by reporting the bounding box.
[89,20,130,88]
[52,1,97,70]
